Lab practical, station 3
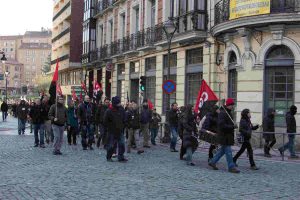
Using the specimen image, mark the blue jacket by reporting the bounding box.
[140,108,152,124]
[67,107,78,127]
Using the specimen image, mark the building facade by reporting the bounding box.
[51,0,84,100]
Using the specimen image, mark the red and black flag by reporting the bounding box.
[48,59,59,105]
[194,79,219,119]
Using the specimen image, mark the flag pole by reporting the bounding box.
[221,105,235,124]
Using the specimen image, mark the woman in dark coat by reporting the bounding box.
[263,108,276,157]
[233,109,259,170]
[181,104,198,166]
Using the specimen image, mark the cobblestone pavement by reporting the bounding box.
[0,117,300,200]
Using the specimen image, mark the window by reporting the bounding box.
[117,80,126,103]
[186,73,202,105]
[187,48,203,65]
[163,53,177,69]
[228,69,237,102]
[99,25,103,47]
[135,7,140,33]
[109,20,113,44]
[117,64,125,75]
[121,14,126,38]
[145,56,156,71]
[15,66,19,71]
[145,76,156,106]
[151,0,156,27]
[130,61,139,73]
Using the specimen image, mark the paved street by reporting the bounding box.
[0,116,300,200]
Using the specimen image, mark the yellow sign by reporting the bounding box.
[230,0,270,20]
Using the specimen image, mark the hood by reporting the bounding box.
[241,109,250,119]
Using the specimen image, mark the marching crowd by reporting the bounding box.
[1,95,299,173]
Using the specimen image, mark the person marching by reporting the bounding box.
[48,96,67,155]
[1,100,8,122]
[208,98,240,173]
[104,96,128,162]
[67,100,79,145]
[233,109,259,170]
[42,96,54,144]
[126,101,143,154]
[96,98,110,148]
[140,99,152,148]
[181,104,198,166]
[279,105,299,159]
[169,102,179,152]
[78,95,96,150]
[201,105,220,162]
[263,108,276,157]
[178,106,186,160]
[16,100,28,135]
[149,108,161,146]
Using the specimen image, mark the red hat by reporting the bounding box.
[225,98,235,106]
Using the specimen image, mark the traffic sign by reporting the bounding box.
[162,80,176,94]
[0,74,3,80]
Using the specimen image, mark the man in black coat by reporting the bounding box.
[263,108,276,157]
[169,102,179,152]
[96,98,110,148]
[1,100,8,122]
[16,100,28,135]
[208,98,240,173]
[279,105,299,159]
[104,96,128,162]
[140,99,152,148]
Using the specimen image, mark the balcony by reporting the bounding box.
[213,0,300,36]
[94,0,116,17]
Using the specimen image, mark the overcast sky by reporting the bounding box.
[1,0,53,36]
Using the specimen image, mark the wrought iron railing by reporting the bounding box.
[215,0,299,25]
[95,0,116,16]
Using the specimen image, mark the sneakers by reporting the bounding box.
[53,150,62,155]
[229,167,240,173]
[112,154,117,158]
[170,148,178,152]
[208,163,219,170]
[250,166,259,170]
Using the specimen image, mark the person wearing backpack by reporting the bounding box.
[233,109,259,170]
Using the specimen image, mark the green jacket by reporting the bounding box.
[67,107,78,127]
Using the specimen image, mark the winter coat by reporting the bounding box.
[1,102,8,112]
[149,113,161,129]
[16,103,28,120]
[263,108,275,141]
[29,104,48,124]
[48,103,67,126]
[286,111,296,134]
[96,104,109,125]
[202,112,218,133]
[182,109,198,150]
[43,102,51,121]
[67,107,78,128]
[169,109,178,127]
[217,107,235,146]
[140,108,152,124]
[77,102,96,125]
[126,109,140,129]
[239,118,259,142]
[104,106,126,136]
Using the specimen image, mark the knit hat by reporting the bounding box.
[225,98,235,106]
[112,96,121,106]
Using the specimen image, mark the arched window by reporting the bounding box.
[264,45,295,125]
[228,51,237,119]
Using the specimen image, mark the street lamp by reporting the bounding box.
[163,19,177,113]
[1,54,8,100]
[163,18,177,142]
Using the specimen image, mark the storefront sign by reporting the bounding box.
[230,0,270,20]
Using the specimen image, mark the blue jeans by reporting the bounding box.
[150,128,158,145]
[279,135,296,156]
[81,124,95,148]
[170,126,178,149]
[18,119,26,134]
[106,133,125,160]
[2,111,7,121]
[210,145,235,170]
[33,123,45,145]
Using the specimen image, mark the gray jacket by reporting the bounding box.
[48,103,67,126]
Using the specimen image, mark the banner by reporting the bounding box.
[230,0,270,20]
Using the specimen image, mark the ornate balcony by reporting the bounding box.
[213,0,300,36]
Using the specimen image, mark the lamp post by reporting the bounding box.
[1,53,7,100]
[163,18,177,142]
[163,19,177,119]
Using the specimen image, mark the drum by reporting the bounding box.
[199,129,218,144]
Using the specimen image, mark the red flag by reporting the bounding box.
[81,82,87,93]
[72,89,78,100]
[148,99,154,110]
[194,79,218,118]
[56,83,62,96]
[93,81,101,93]
[52,59,59,82]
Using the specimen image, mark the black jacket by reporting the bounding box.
[263,108,275,140]
[169,109,178,127]
[140,108,152,124]
[104,106,126,136]
[217,107,235,146]
[1,102,8,112]
[149,113,161,129]
[126,109,140,129]
[286,111,296,133]
[202,112,218,133]
[181,109,198,150]
[239,118,259,141]
[29,104,47,124]
[16,102,28,120]
[77,102,96,125]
